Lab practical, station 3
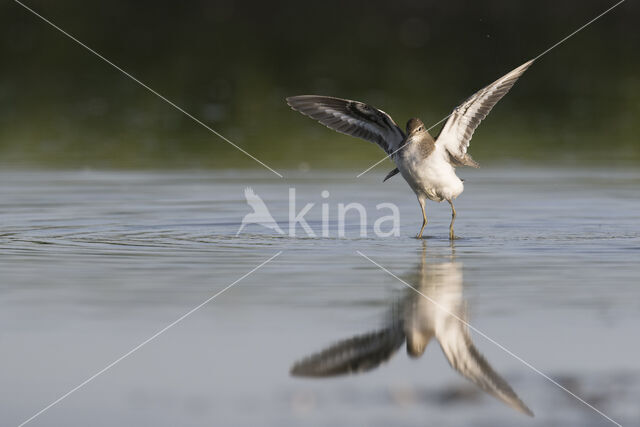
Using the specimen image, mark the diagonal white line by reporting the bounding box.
[14,0,283,178]
[356,0,627,178]
[357,251,622,427]
[532,0,626,61]
[355,115,450,178]
[16,251,282,427]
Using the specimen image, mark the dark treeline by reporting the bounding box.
[1,0,638,168]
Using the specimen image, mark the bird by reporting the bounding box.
[287,59,534,239]
[236,187,284,236]
[290,245,533,416]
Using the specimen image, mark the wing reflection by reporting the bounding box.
[290,244,533,416]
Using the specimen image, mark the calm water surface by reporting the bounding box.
[1,168,639,426]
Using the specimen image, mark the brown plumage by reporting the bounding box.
[287,59,535,239]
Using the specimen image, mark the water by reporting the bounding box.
[1,168,639,427]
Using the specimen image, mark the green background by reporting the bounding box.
[1,0,638,169]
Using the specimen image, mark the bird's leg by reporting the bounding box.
[448,200,457,240]
[417,198,427,239]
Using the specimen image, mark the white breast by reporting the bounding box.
[398,144,464,202]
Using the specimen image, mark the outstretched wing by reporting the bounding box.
[244,187,257,200]
[286,95,405,155]
[290,327,405,377]
[438,319,534,416]
[244,187,270,216]
[436,60,534,165]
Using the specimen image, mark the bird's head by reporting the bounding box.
[406,118,426,136]
[406,331,432,358]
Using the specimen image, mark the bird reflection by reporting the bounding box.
[290,244,533,416]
